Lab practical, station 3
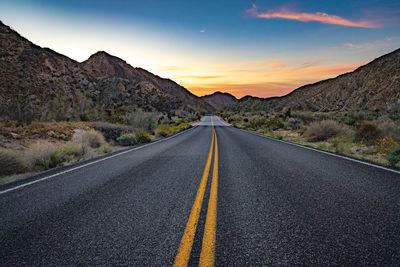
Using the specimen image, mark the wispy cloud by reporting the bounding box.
[199,29,206,33]
[344,37,399,50]
[246,4,378,28]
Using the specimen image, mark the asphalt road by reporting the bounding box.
[1,116,400,266]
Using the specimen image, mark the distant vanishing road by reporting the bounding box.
[1,116,400,266]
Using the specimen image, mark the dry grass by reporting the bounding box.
[25,140,68,170]
[72,129,105,154]
[304,120,347,142]
[0,149,28,177]
[99,143,112,154]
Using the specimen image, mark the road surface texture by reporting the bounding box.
[1,116,400,266]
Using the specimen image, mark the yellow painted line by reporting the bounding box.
[173,127,215,267]
[199,128,219,267]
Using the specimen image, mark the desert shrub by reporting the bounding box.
[117,133,136,146]
[60,142,85,159]
[92,122,132,141]
[117,129,151,146]
[27,141,68,170]
[355,121,382,145]
[99,143,112,154]
[282,107,291,118]
[85,129,105,148]
[264,117,285,130]
[247,116,267,130]
[72,129,105,149]
[304,120,346,142]
[287,118,302,130]
[0,149,28,177]
[123,110,158,131]
[134,129,151,144]
[386,147,400,167]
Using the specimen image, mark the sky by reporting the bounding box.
[0,0,399,98]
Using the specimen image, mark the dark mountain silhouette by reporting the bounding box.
[201,91,238,109]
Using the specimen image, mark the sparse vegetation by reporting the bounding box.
[0,114,199,183]
[221,110,400,168]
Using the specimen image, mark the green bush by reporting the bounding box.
[355,121,382,144]
[79,113,90,121]
[134,129,151,144]
[0,149,28,177]
[45,150,68,169]
[117,130,152,146]
[386,147,400,167]
[117,133,137,146]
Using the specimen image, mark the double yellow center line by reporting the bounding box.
[174,124,219,267]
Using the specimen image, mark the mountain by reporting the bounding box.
[0,21,212,123]
[201,91,238,109]
[82,51,211,113]
[234,49,400,112]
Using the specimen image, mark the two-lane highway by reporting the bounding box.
[1,116,400,266]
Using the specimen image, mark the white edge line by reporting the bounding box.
[0,126,197,195]
[236,128,400,175]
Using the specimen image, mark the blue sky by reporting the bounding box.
[1,0,399,97]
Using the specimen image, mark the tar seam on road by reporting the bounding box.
[0,126,197,195]
[174,125,219,267]
[237,128,400,175]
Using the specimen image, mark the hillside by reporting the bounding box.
[234,49,400,112]
[0,21,212,123]
[201,91,238,109]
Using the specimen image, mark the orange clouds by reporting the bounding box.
[247,4,378,28]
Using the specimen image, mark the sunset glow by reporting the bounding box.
[0,0,399,98]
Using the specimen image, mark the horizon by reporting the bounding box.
[0,0,399,98]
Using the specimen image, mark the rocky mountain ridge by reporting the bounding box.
[0,21,212,123]
[234,48,400,112]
